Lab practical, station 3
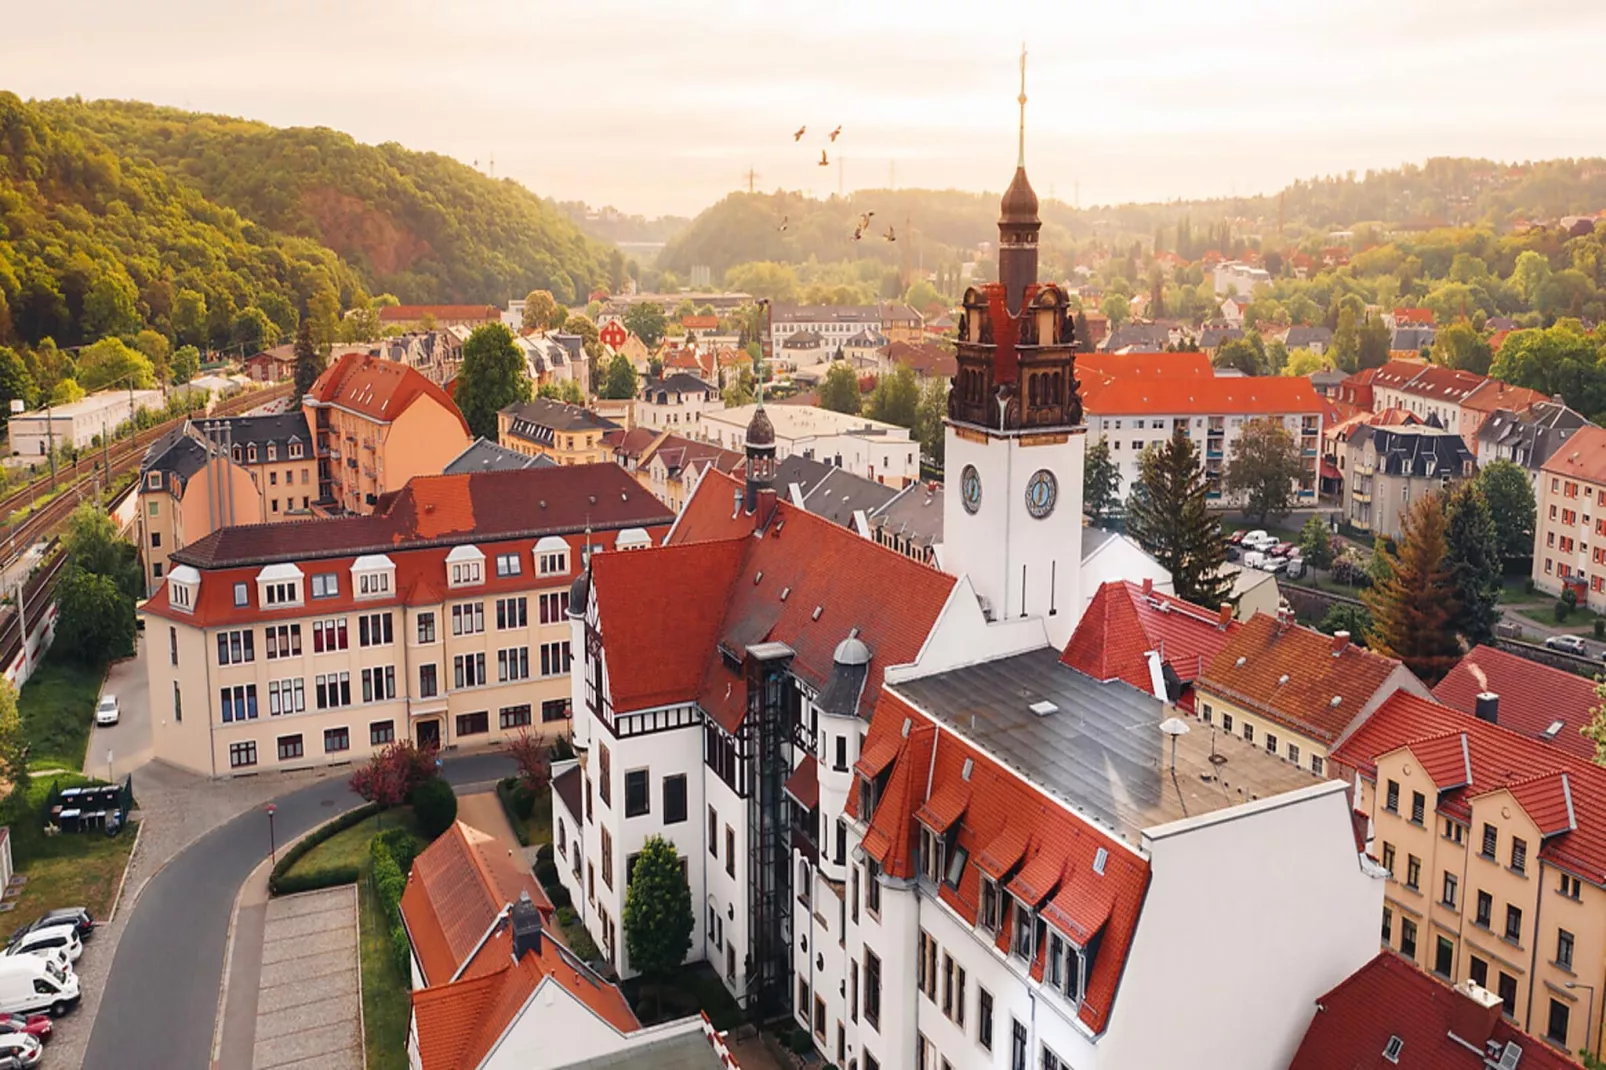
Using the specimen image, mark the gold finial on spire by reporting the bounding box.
[1017,44,1028,168]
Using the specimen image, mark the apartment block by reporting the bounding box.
[498,398,620,466]
[1534,424,1606,609]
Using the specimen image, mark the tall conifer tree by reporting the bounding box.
[1364,494,1461,683]
[1127,425,1233,608]
[1443,483,1501,647]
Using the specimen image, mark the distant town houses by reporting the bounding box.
[377,304,501,332]
[1213,259,1274,296]
[1534,423,1606,610]
[766,302,924,362]
[1476,399,1591,480]
[1344,424,1476,540]
[498,397,619,466]
[699,402,919,487]
[636,373,721,433]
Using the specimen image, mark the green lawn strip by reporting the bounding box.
[1513,603,1604,633]
[18,655,108,773]
[358,860,410,1070]
[282,809,419,883]
[6,774,136,933]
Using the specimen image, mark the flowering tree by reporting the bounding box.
[350,740,440,818]
[504,732,551,797]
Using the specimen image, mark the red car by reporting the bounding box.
[0,1015,51,1043]
[1270,542,1296,558]
[1228,530,1247,545]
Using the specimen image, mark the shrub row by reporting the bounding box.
[267,802,380,896]
[496,777,533,847]
[272,864,361,896]
[372,832,411,977]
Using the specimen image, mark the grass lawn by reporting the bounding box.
[358,860,409,1070]
[281,809,420,883]
[1513,603,1606,634]
[18,655,108,773]
[5,775,136,933]
[496,779,552,848]
[621,962,743,1031]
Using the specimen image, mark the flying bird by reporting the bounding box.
[882,226,897,242]
[851,225,864,241]
[777,216,789,232]
[829,126,842,142]
[818,149,830,167]
[858,212,875,231]
[793,126,807,141]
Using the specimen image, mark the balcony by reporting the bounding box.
[1352,492,1371,504]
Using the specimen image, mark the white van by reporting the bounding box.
[5,928,78,963]
[0,955,79,1017]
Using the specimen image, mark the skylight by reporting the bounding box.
[1382,1035,1403,1062]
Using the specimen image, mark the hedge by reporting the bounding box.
[273,864,361,896]
[372,832,411,976]
[267,802,380,896]
[496,778,533,847]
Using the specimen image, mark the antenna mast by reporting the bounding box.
[1017,44,1028,168]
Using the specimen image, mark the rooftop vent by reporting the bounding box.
[901,718,912,738]
[1330,695,1343,707]
[812,605,823,621]
[780,586,791,601]
[1382,1035,1403,1063]
[1475,692,1499,725]
[1277,673,1290,686]
[1235,656,1247,668]
[754,571,763,584]
[1029,701,1059,717]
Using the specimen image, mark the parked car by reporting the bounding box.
[1284,556,1307,580]
[0,1014,52,1043]
[0,956,79,1018]
[1225,545,1242,562]
[8,908,93,947]
[1228,529,1247,545]
[1241,530,1274,551]
[94,694,119,726]
[1544,635,1589,656]
[0,1032,41,1067]
[5,927,79,964]
[1269,541,1296,558]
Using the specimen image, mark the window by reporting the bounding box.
[978,987,994,1050]
[267,679,305,716]
[1381,842,1395,875]
[312,619,348,652]
[1549,998,1572,1045]
[219,684,259,722]
[232,582,247,607]
[358,612,394,647]
[1442,871,1458,909]
[663,774,687,824]
[1312,754,1325,776]
[1475,890,1492,928]
[1042,1048,1066,1070]
[1434,936,1453,977]
[1560,873,1582,899]
[265,624,302,660]
[497,647,530,682]
[451,560,483,585]
[1011,1019,1028,1070]
[538,549,568,576]
[726,826,735,878]
[1011,899,1033,959]
[1504,904,1523,943]
[216,630,256,665]
[1498,972,1518,1018]
[1265,732,1277,754]
[456,711,489,737]
[1558,928,1575,970]
[451,603,485,636]
[1242,721,1253,744]
[1287,742,1300,765]
[863,949,881,1029]
[625,770,649,817]
[865,860,881,915]
[1400,917,1416,960]
[598,744,612,806]
[541,699,569,722]
[1411,791,1425,825]
[229,741,257,768]
[498,705,531,730]
[1469,954,1488,989]
[495,552,522,577]
[540,641,572,677]
[1221,712,1233,733]
[1481,823,1498,858]
[314,672,352,710]
[919,825,943,884]
[1383,1036,1404,1063]
[814,996,826,1039]
[1385,779,1400,812]
[850,960,858,1022]
[370,721,395,746]
[1444,818,1464,844]
[600,827,613,890]
[496,597,528,630]
[1406,854,1421,890]
[1510,837,1527,874]
[419,664,438,698]
[708,806,718,858]
[277,734,304,762]
[263,581,298,605]
[360,666,396,703]
[917,930,937,1000]
[538,591,571,624]
[356,571,390,596]
[173,681,182,722]
[324,727,350,753]
[980,876,1001,933]
[453,653,487,689]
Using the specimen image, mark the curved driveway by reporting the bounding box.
[82,753,513,1070]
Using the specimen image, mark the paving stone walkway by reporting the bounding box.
[251,886,362,1070]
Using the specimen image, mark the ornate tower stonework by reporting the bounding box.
[943,50,1087,649]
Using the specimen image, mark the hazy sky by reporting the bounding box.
[5,0,1605,218]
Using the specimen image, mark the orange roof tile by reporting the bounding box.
[1062,581,1238,697]
[1433,645,1599,760]
[305,351,470,435]
[1081,375,1323,417]
[1541,423,1606,483]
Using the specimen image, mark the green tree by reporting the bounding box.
[82,272,140,340]
[49,378,84,405]
[75,337,156,392]
[1213,337,1264,376]
[65,502,142,598]
[232,306,277,353]
[724,262,799,304]
[723,366,755,407]
[55,568,135,663]
[1512,250,1552,307]
[172,288,209,349]
[1363,495,1461,684]
[818,362,861,414]
[410,776,458,840]
[1223,418,1304,526]
[623,835,694,1015]
[913,378,947,469]
[1127,427,1233,607]
[867,365,920,428]
[133,329,172,381]
[1443,482,1501,647]
[170,344,201,385]
[1083,437,1122,523]
[1298,514,1334,569]
[291,318,325,402]
[1583,679,1606,767]
[1318,602,1372,641]
[565,314,603,360]
[456,324,532,439]
[537,379,586,405]
[1281,348,1332,377]
[1100,294,1131,328]
[601,353,638,400]
[1357,313,1392,369]
[1430,322,1493,374]
[1330,306,1361,372]
[623,302,667,347]
[0,347,36,417]
[520,290,558,333]
[0,681,28,820]
[1474,459,1537,562]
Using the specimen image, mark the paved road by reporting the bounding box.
[81,752,514,1070]
[85,634,152,780]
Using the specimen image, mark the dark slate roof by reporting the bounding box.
[443,438,557,475]
[501,398,619,441]
[141,428,210,482]
[1476,400,1592,470]
[1102,323,1171,351]
[773,454,838,497]
[641,374,715,399]
[868,481,944,548]
[1284,325,1334,348]
[1352,425,1475,477]
[1390,326,1436,352]
[782,330,825,348]
[552,765,582,825]
[202,411,311,449]
[801,468,898,528]
[1198,326,1243,348]
[818,658,871,717]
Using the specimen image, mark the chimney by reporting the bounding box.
[1218,602,1232,630]
[754,487,778,534]
[1474,691,1499,725]
[510,892,543,961]
[1141,577,1154,596]
[1448,978,1502,1049]
[1331,631,1350,655]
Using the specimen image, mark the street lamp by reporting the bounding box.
[264,803,278,865]
[1564,981,1596,1059]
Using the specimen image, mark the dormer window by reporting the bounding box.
[1045,929,1086,1007]
[535,536,569,576]
[256,563,304,608]
[247,445,258,463]
[494,552,522,578]
[1011,898,1035,960]
[352,554,396,599]
[918,824,943,885]
[168,564,200,614]
[446,545,485,588]
[289,442,303,460]
[267,443,277,462]
[145,471,163,491]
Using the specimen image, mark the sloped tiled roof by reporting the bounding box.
[1081,375,1323,416]
[1459,377,1547,415]
[1199,614,1408,744]
[1289,951,1581,1070]
[305,351,469,434]
[1433,645,1599,760]
[1541,423,1606,483]
[443,438,557,475]
[1062,580,1238,694]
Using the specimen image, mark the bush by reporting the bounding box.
[550,736,575,761]
[1594,620,1603,639]
[267,802,380,896]
[371,832,413,976]
[547,883,572,911]
[556,906,577,928]
[1556,588,1577,621]
[494,777,533,847]
[535,860,559,887]
[1525,577,1536,595]
[786,1029,814,1055]
[374,827,422,875]
[411,776,458,840]
[536,842,554,864]
[1330,553,1370,589]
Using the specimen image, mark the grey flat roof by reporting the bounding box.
[558,1028,725,1069]
[892,647,1320,844]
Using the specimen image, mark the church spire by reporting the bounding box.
[1017,44,1027,168]
[998,46,1041,315]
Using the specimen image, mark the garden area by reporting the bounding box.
[17,653,107,773]
[1498,575,1604,636]
[3,773,137,932]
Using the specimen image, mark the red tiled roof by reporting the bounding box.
[879,341,957,378]
[854,692,1149,1036]
[1432,645,1599,760]
[784,755,819,811]
[305,351,470,435]
[1391,307,1435,325]
[1541,423,1606,483]
[400,822,553,987]
[1289,951,1581,1070]
[1198,615,1409,744]
[1460,377,1547,415]
[1330,689,1606,884]
[609,426,659,462]
[640,434,743,481]
[378,304,500,322]
[1076,351,1213,383]
[681,315,720,330]
[1388,363,1486,404]
[1368,359,1430,391]
[1080,375,1323,417]
[1062,581,1238,693]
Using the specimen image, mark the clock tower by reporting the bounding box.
[944,51,1086,650]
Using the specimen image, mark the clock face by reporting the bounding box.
[1025,469,1058,519]
[960,465,982,515]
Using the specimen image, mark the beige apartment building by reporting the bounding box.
[497,398,619,466]
[1534,423,1606,610]
[303,351,472,515]
[144,465,673,777]
[1344,424,1477,542]
[1331,689,1606,1061]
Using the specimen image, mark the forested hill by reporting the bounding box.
[659,159,1606,279]
[34,97,617,306]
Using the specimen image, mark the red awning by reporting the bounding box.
[914,780,970,834]
[1320,460,1342,481]
[784,755,819,811]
